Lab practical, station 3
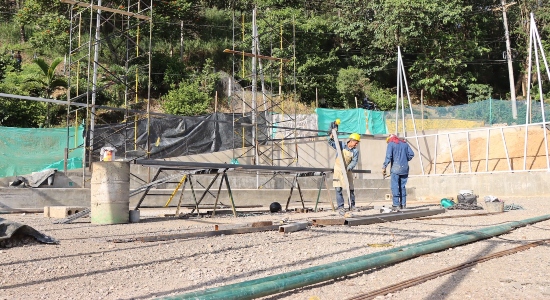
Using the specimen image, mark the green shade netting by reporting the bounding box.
[315,108,366,138]
[0,125,84,177]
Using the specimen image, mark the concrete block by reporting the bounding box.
[47,206,88,218]
[44,206,50,217]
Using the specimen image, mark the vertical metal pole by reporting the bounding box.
[486,129,490,172]
[89,0,102,166]
[147,1,153,158]
[501,0,517,119]
[524,15,534,170]
[395,50,400,134]
[314,174,324,212]
[323,173,335,211]
[223,173,238,217]
[532,19,550,170]
[447,134,456,173]
[399,47,425,173]
[501,127,512,170]
[466,131,472,173]
[433,134,438,175]
[251,8,259,187]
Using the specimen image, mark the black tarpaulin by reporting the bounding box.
[91,112,269,160]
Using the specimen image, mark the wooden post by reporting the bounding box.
[315,87,318,108]
[420,89,424,130]
[214,91,218,113]
[180,20,184,61]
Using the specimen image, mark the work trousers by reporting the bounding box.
[335,187,355,209]
[391,173,408,208]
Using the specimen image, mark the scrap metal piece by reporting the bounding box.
[113,225,280,243]
[311,218,345,226]
[279,221,309,233]
[251,221,273,227]
[52,208,91,224]
[345,209,445,226]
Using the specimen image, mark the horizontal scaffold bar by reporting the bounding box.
[135,159,371,174]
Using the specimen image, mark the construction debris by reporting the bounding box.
[0,218,57,247]
[112,224,280,243]
[279,221,309,233]
[345,209,445,226]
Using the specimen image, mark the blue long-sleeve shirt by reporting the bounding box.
[382,141,414,175]
[328,138,359,171]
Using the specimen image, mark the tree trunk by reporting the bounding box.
[19,25,26,43]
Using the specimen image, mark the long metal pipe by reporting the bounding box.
[162,215,550,300]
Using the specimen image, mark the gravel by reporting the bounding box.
[1,198,550,300]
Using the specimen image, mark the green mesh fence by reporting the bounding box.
[385,99,550,126]
[366,110,388,134]
[0,125,84,177]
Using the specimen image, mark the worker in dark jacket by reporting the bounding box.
[382,134,414,210]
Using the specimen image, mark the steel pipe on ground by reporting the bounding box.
[162,215,550,300]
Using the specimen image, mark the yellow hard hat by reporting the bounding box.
[335,119,341,125]
[349,133,360,141]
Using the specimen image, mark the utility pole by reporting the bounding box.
[500,1,518,119]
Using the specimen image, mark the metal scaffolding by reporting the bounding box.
[64,0,152,186]
[226,8,301,188]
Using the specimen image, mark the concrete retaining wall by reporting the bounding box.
[409,171,550,201]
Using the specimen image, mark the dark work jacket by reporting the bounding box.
[382,141,414,175]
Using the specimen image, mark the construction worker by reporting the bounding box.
[328,118,340,135]
[328,132,360,215]
[382,134,414,210]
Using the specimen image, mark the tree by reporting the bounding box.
[336,67,367,107]
[26,57,67,127]
[162,59,219,116]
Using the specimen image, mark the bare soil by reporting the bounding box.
[433,127,550,173]
[1,198,550,300]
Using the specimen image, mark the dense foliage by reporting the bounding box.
[1,0,550,127]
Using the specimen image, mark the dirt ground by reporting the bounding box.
[2,197,550,300]
[432,127,550,173]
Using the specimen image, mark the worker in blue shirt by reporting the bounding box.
[382,134,415,210]
[329,132,360,215]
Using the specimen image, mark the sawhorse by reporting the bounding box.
[285,171,335,212]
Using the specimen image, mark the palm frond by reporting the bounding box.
[33,58,49,76]
[48,58,64,79]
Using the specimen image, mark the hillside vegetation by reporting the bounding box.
[1,0,550,128]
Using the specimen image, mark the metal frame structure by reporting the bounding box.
[404,14,549,176]
[226,8,302,189]
[131,159,370,214]
[64,0,153,186]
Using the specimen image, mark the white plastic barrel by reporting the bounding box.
[91,161,130,224]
